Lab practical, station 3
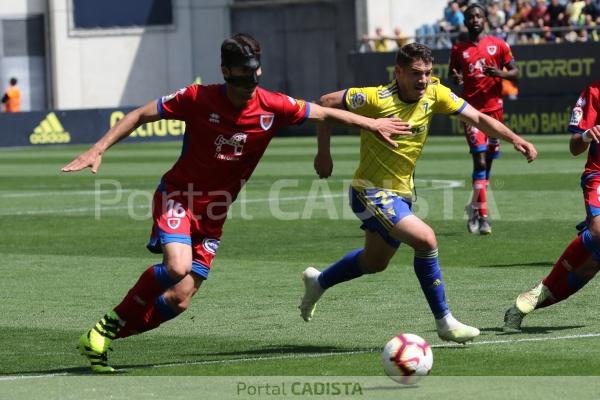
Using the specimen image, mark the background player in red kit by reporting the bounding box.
[62,33,412,372]
[449,3,519,235]
[503,80,600,332]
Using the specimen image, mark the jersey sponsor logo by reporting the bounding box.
[161,87,187,103]
[570,106,583,126]
[209,113,220,124]
[202,238,220,254]
[29,112,71,144]
[487,45,497,55]
[215,132,248,158]
[349,93,366,109]
[260,114,275,130]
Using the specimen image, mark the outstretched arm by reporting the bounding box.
[307,102,411,148]
[61,101,161,173]
[457,104,537,162]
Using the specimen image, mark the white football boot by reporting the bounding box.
[436,313,480,344]
[299,267,325,322]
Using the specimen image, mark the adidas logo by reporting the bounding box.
[29,112,71,144]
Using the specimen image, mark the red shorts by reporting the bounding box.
[463,108,503,158]
[146,185,229,279]
[582,174,600,218]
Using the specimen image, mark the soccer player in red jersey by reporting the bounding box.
[503,80,600,332]
[449,3,519,235]
[62,33,412,372]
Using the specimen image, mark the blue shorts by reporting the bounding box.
[349,186,413,248]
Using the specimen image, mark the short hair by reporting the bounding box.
[464,3,488,19]
[221,33,261,68]
[395,43,434,67]
[9,77,17,85]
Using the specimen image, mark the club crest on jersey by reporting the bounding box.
[260,114,275,130]
[161,87,187,103]
[349,93,366,109]
[570,107,583,126]
[487,45,497,55]
[202,238,220,255]
[167,217,181,230]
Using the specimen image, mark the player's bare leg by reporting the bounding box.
[300,231,396,322]
[391,215,480,344]
[79,242,192,372]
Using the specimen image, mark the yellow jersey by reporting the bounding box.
[344,77,466,197]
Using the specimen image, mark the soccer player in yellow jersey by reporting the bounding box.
[299,43,537,344]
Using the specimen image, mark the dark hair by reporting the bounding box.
[221,33,261,68]
[9,77,17,85]
[395,43,433,67]
[464,3,488,19]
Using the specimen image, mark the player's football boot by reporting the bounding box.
[515,282,552,314]
[502,306,524,333]
[465,204,479,234]
[502,282,553,333]
[436,314,480,344]
[90,311,122,352]
[478,216,492,235]
[299,267,325,322]
[78,330,114,373]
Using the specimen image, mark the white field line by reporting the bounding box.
[0,190,134,198]
[1,332,600,381]
[0,180,463,217]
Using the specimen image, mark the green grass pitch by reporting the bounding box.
[1,134,600,385]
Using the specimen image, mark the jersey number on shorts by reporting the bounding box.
[166,199,185,229]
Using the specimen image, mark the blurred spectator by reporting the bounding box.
[2,77,20,113]
[529,0,548,28]
[506,0,533,30]
[358,35,373,53]
[502,0,516,20]
[545,0,567,27]
[576,26,591,40]
[392,27,411,48]
[441,1,465,33]
[488,1,507,31]
[371,27,391,52]
[582,0,600,23]
[565,0,586,26]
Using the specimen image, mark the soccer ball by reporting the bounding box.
[381,333,433,385]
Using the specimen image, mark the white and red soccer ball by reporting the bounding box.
[382,333,433,385]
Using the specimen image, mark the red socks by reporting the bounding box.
[113,265,175,322]
[540,235,592,308]
[472,179,488,217]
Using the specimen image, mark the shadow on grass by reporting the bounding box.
[3,344,375,377]
[481,325,585,334]
[477,261,553,268]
